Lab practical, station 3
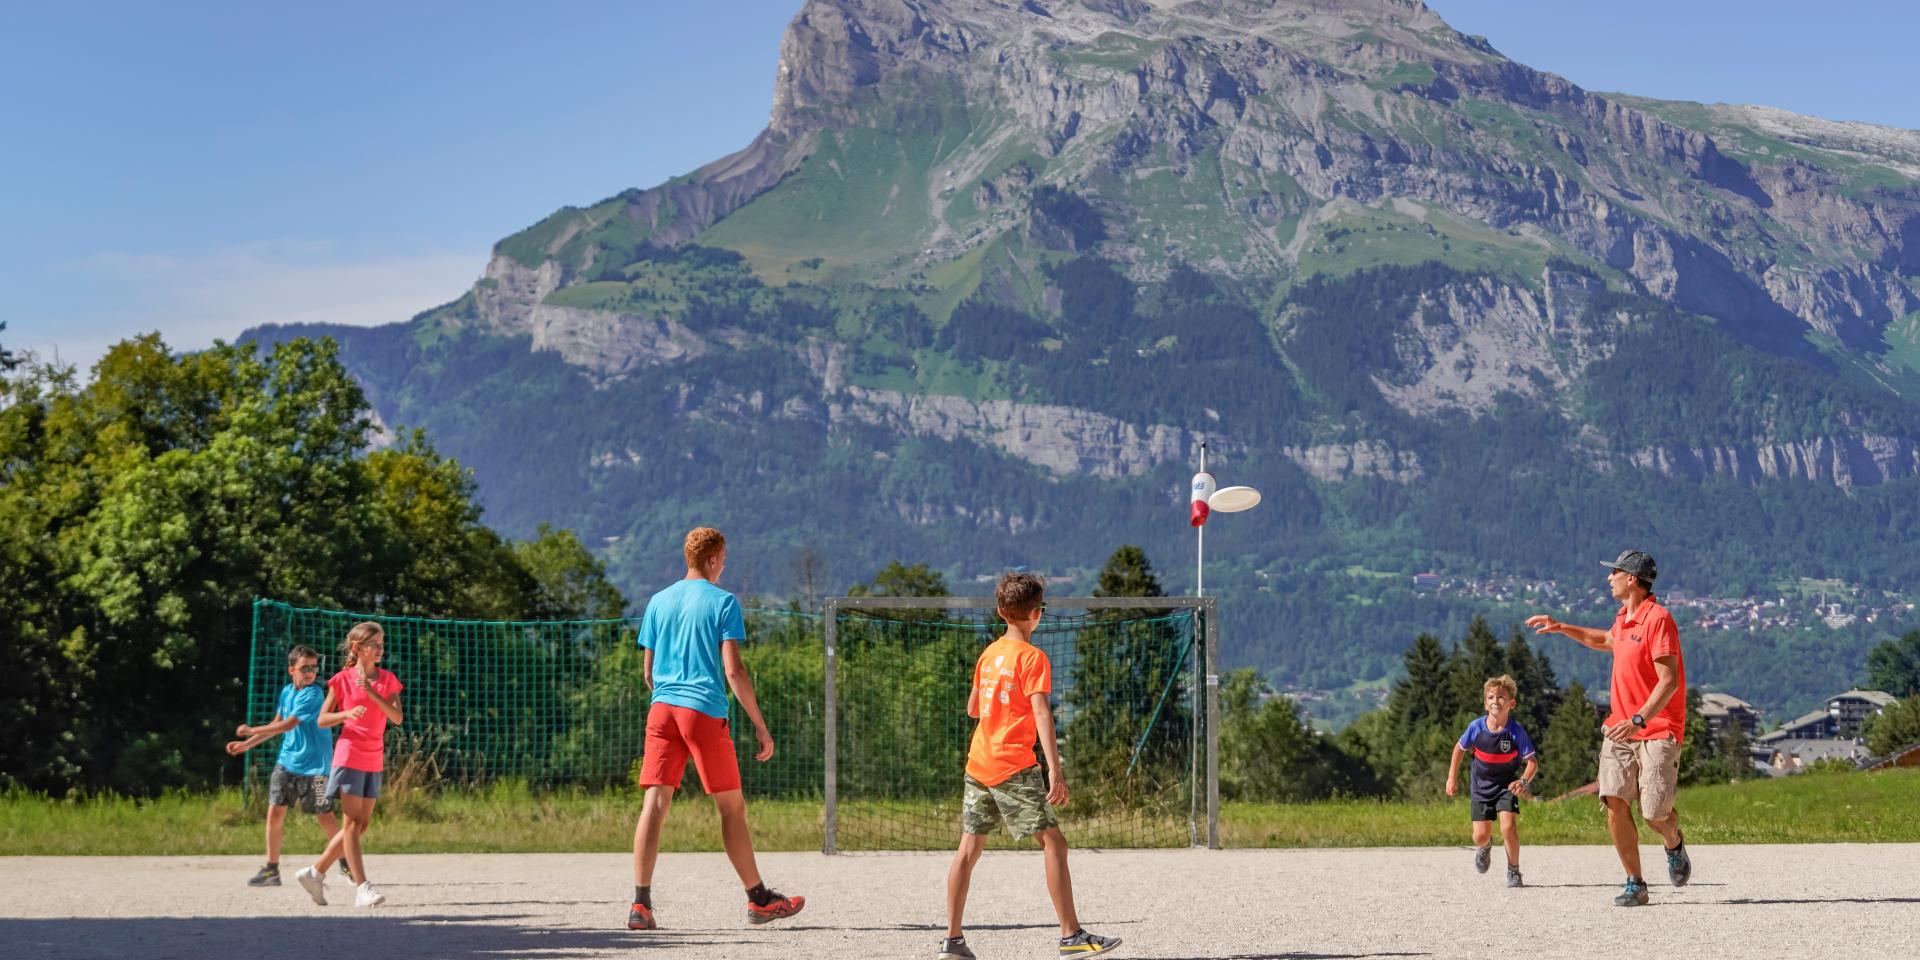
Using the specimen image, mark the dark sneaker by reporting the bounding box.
[1613,878,1649,907]
[746,890,804,925]
[247,863,281,887]
[939,936,977,960]
[1666,837,1692,888]
[338,860,355,882]
[1474,845,1491,874]
[627,902,657,930]
[1506,865,1523,888]
[1059,929,1121,957]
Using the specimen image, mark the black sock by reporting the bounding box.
[1061,930,1084,944]
[633,885,650,908]
[746,882,774,907]
[946,935,965,945]
[265,861,278,868]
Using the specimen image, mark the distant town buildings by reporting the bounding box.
[1698,692,1760,740]
[1752,689,1899,775]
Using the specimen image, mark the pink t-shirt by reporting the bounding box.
[327,667,403,772]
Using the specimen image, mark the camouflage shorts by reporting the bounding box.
[962,766,1058,840]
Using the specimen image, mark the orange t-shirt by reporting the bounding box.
[1607,598,1686,740]
[965,635,1053,787]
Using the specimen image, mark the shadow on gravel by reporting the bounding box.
[1694,897,1920,906]
[1154,953,1430,960]
[1522,882,1727,889]
[0,914,753,959]
[785,921,1066,932]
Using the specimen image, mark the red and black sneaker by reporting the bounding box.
[627,902,657,930]
[746,890,805,925]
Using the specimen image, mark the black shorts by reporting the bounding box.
[1470,791,1520,822]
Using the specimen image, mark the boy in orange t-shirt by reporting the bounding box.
[938,573,1121,960]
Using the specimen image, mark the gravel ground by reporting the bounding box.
[4,844,1917,959]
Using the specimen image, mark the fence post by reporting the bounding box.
[823,602,839,855]
[244,599,264,803]
[1205,597,1221,850]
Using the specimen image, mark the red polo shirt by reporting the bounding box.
[1607,598,1686,740]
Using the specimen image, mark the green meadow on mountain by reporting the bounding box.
[244,0,1920,718]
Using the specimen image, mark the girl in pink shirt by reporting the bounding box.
[295,621,402,908]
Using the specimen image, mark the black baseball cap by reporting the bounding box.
[1601,550,1657,581]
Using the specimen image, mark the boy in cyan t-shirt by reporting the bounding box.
[225,645,349,887]
[1446,675,1539,887]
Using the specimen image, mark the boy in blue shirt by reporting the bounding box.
[1446,675,1538,887]
[225,645,348,886]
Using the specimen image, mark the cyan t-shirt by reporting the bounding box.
[638,578,746,719]
[275,683,332,776]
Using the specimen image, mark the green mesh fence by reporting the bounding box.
[243,599,827,800]
[244,597,1214,853]
[826,598,1210,852]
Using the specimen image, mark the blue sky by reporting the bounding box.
[4,1,1913,372]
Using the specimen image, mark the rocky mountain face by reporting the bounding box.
[246,0,1920,706]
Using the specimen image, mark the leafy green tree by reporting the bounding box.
[0,321,16,371]
[1503,632,1561,737]
[514,523,628,620]
[1536,681,1600,797]
[0,333,621,792]
[1070,546,1189,803]
[1389,633,1453,734]
[1864,631,1920,698]
[1220,668,1369,801]
[1094,544,1163,600]
[1447,617,1506,721]
[1865,696,1920,757]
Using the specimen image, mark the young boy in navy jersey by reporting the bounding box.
[1446,675,1538,887]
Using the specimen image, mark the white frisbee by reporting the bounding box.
[1208,485,1261,512]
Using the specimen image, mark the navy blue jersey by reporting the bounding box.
[1457,716,1535,802]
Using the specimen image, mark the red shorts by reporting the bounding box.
[638,702,741,793]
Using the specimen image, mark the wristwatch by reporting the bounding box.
[1630,713,1646,729]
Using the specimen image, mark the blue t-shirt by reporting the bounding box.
[275,683,332,776]
[638,578,746,719]
[1457,716,1536,803]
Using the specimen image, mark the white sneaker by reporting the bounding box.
[355,881,386,907]
[295,866,327,905]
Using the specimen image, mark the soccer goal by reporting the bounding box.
[823,596,1220,853]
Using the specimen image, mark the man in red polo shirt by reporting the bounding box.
[1526,550,1692,907]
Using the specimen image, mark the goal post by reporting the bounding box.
[822,596,1220,853]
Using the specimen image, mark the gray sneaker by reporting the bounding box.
[1613,878,1649,907]
[247,863,280,887]
[939,936,977,960]
[1666,836,1692,888]
[1506,864,1523,888]
[1059,929,1121,957]
[1474,845,1491,874]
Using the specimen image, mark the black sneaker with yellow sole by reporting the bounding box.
[247,863,280,887]
[1059,929,1121,957]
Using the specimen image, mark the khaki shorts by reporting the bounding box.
[1598,735,1681,820]
[961,766,1059,840]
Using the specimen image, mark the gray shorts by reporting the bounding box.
[268,765,334,814]
[323,766,383,800]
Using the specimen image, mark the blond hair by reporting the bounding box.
[684,526,726,569]
[340,621,384,665]
[1483,674,1518,702]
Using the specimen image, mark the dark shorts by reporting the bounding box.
[639,702,742,793]
[962,766,1059,840]
[268,765,334,814]
[324,766,383,800]
[1470,791,1521,822]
